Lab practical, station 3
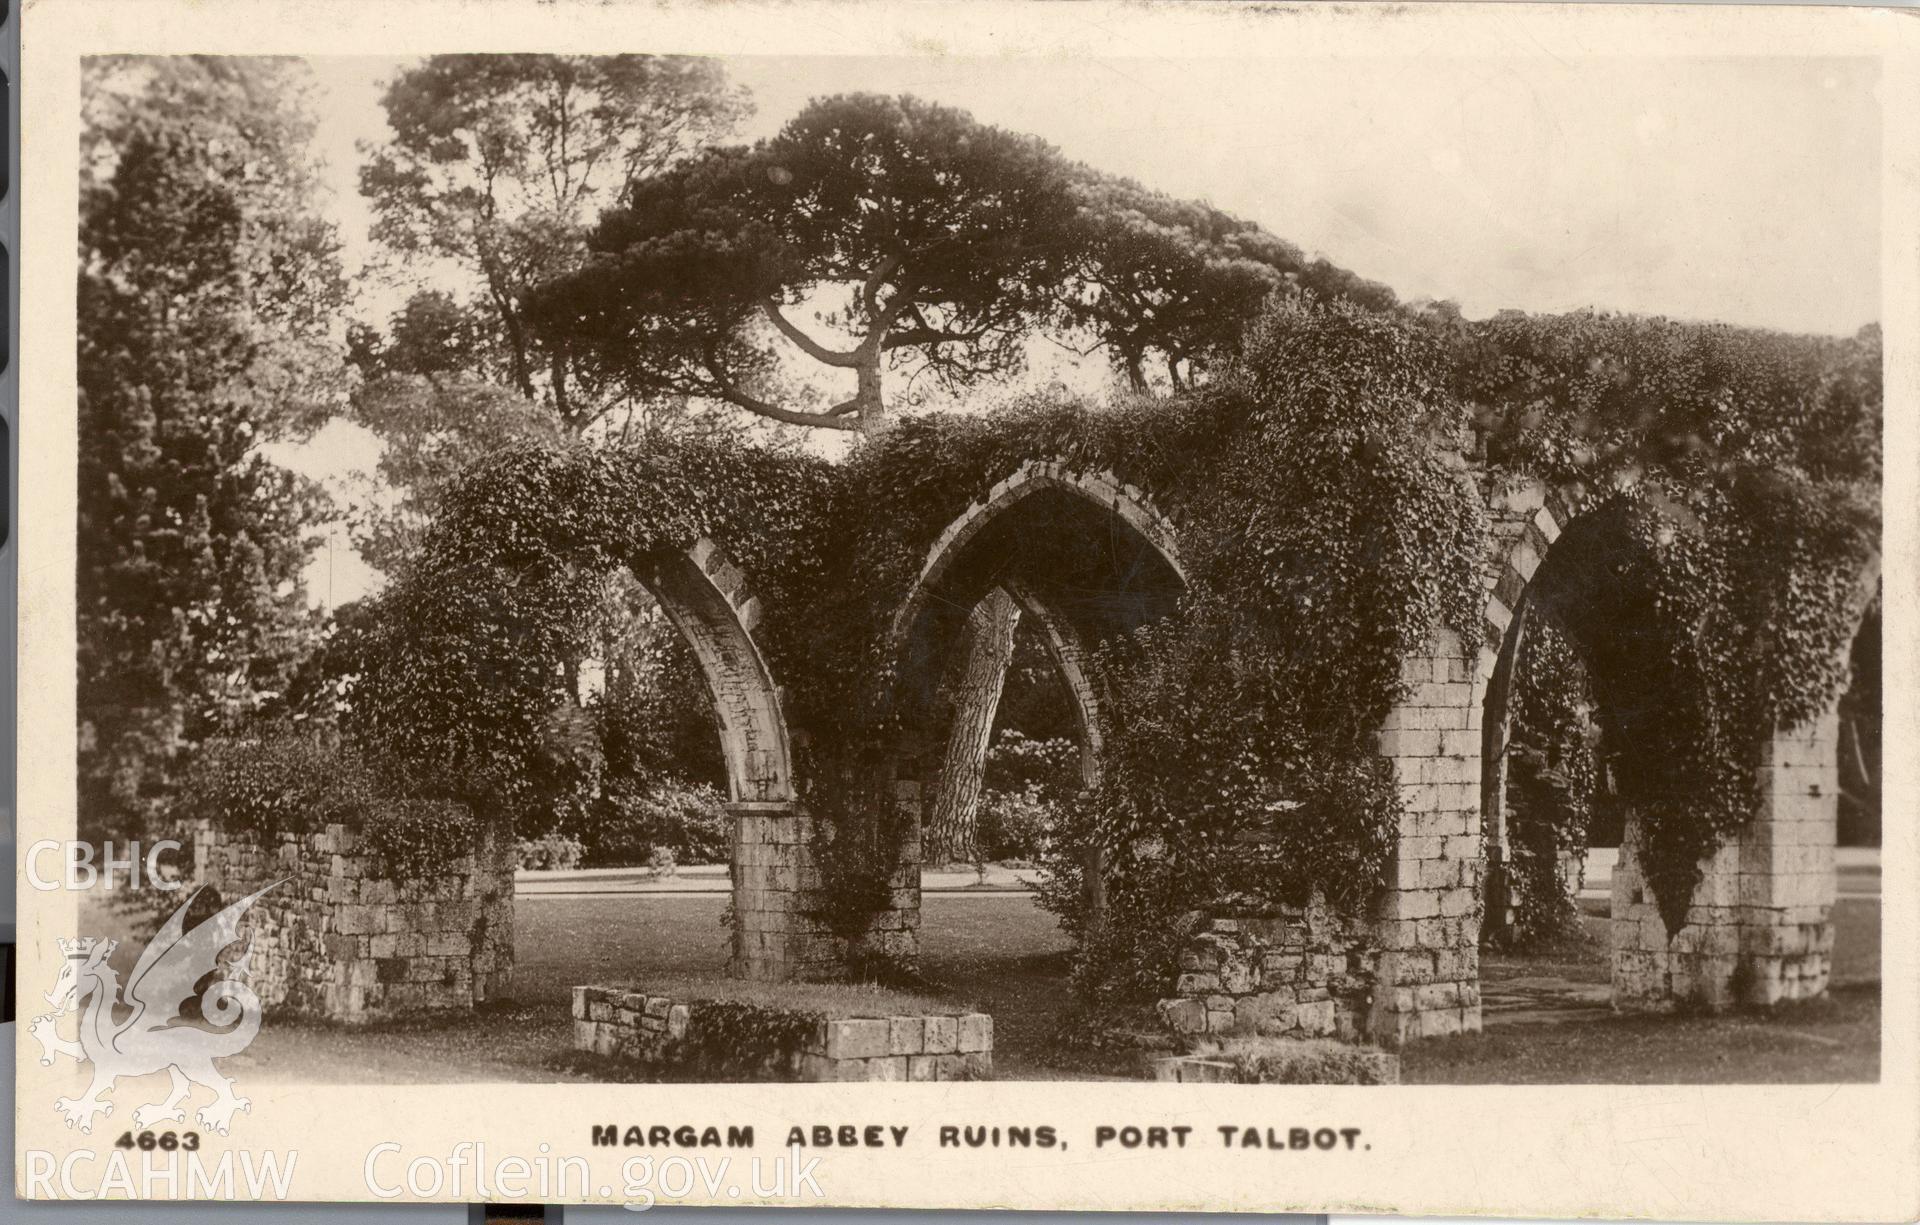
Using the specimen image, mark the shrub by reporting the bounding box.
[517,830,586,871]
[580,781,730,868]
[983,731,1079,795]
[180,731,479,877]
[976,782,1058,862]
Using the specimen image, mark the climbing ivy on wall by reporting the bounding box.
[342,438,836,831]
[1455,311,1880,930]
[338,295,1879,991]
[1500,613,1598,948]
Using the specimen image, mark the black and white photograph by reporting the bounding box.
[15,0,1914,1215]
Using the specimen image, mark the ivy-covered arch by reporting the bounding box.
[639,539,793,805]
[1444,310,1884,1016]
[330,295,1879,1041]
[871,460,1190,948]
[339,440,833,979]
[886,458,1187,754]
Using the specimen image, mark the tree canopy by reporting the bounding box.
[78,56,347,839]
[528,93,1091,433]
[1064,170,1398,390]
[531,92,1407,430]
[361,54,749,429]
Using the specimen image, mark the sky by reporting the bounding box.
[283,52,1882,608]
[306,53,1881,337]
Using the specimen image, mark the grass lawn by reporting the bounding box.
[1400,983,1879,1083]
[589,976,970,1017]
[75,890,1879,1085]
[1429,897,1882,1084]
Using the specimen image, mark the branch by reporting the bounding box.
[699,342,859,431]
[761,302,861,368]
[884,325,990,351]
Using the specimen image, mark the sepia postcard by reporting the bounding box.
[14,0,1919,1216]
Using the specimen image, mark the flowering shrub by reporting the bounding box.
[977,783,1059,863]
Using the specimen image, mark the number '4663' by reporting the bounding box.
[114,1130,200,1152]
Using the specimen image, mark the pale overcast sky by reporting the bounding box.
[288,53,1881,608]
[307,53,1881,336]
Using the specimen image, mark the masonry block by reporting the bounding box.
[188,819,513,1025]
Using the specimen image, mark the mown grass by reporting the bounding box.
[77,888,1878,1085]
[595,976,968,1018]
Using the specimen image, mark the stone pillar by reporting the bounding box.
[730,800,836,981]
[1369,628,1485,1043]
[471,817,517,1004]
[1611,711,1838,1010]
[730,790,923,983]
[844,781,924,972]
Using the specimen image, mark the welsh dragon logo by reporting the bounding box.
[29,882,282,1136]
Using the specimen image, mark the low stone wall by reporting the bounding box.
[572,986,991,1081]
[1156,905,1376,1041]
[191,818,514,1023]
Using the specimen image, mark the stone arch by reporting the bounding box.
[1473,483,1578,939]
[1373,480,1707,1041]
[1445,481,1879,1019]
[888,459,1185,756]
[1002,576,1103,789]
[890,459,1187,658]
[863,461,1188,965]
[630,537,794,805]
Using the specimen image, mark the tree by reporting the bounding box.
[532,93,1406,857]
[529,93,1087,435]
[525,93,1093,856]
[78,56,348,840]
[924,589,1022,864]
[341,293,565,573]
[351,54,757,600]
[361,54,749,433]
[1065,171,1399,391]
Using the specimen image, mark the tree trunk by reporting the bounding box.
[925,588,1021,864]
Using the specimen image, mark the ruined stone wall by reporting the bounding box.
[572,986,992,1081]
[1157,904,1376,1040]
[191,818,514,1023]
[1368,627,1487,1042]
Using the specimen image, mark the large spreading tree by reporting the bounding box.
[360,54,750,431]
[348,55,753,575]
[528,92,1088,435]
[530,90,1400,860]
[78,56,348,840]
[530,93,1094,857]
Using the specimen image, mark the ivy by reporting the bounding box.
[1455,311,1879,927]
[1500,615,1597,947]
[181,731,481,878]
[341,437,835,831]
[339,296,1878,991]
